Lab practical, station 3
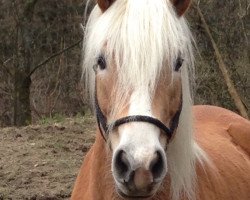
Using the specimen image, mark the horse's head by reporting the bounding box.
[84,0,194,198]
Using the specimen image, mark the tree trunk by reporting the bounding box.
[13,0,38,126]
[14,71,31,126]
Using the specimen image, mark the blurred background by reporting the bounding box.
[0,0,249,127]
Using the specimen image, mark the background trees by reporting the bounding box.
[0,0,249,126]
[189,0,249,117]
[0,0,85,126]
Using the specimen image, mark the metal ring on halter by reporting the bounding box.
[94,87,183,142]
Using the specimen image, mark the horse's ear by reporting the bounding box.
[97,0,115,12]
[172,0,191,16]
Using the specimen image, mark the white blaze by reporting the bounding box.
[116,89,163,169]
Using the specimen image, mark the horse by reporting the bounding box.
[71,0,250,199]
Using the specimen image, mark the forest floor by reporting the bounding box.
[0,114,96,200]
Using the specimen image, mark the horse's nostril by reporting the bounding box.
[115,150,130,179]
[150,151,164,180]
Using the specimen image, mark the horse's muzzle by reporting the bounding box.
[113,149,166,198]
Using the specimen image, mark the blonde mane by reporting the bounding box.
[83,0,208,199]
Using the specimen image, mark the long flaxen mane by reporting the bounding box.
[83,0,208,199]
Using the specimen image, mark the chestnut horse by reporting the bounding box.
[72,0,250,199]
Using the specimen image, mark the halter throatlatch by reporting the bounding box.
[95,89,183,142]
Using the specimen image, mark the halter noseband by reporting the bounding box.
[95,90,182,142]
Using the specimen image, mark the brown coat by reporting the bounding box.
[71,105,250,200]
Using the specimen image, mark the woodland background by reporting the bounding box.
[0,0,249,127]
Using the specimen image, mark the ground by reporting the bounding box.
[0,114,96,200]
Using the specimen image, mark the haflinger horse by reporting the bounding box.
[72,0,250,199]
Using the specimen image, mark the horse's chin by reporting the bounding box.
[115,182,159,200]
[117,188,154,199]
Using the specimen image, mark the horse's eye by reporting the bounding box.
[97,55,106,70]
[174,57,184,72]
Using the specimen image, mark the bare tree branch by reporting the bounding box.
[29,38,83,77]
[0,58,13,76]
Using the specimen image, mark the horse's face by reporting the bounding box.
[95,55,182,198]
[90,0,191,198]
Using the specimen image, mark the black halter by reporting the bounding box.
[94,89,183,142]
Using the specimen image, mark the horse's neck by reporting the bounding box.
[71,131,116,199]
[88,132,118,199]
[88,130,123,200]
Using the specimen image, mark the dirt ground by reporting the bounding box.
[0,115,96,200]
